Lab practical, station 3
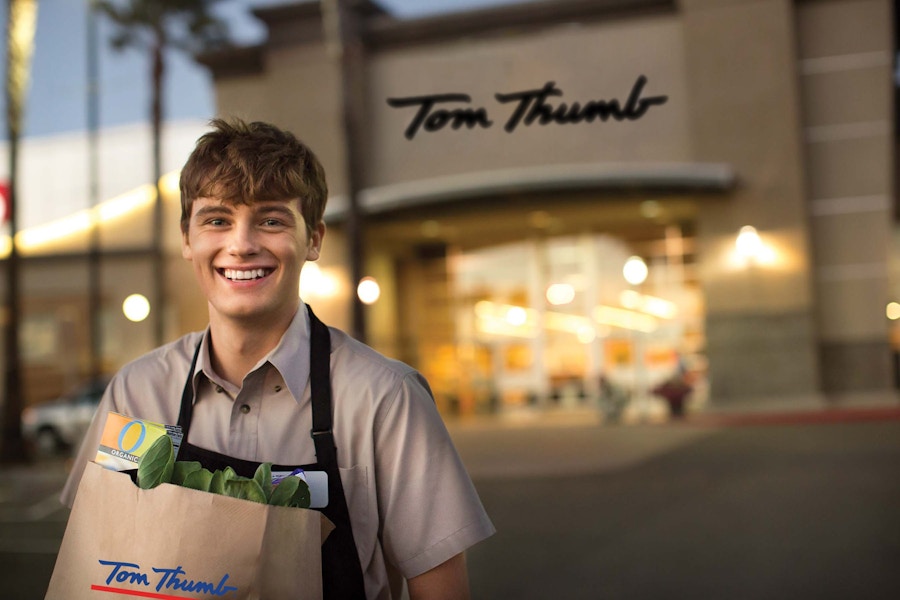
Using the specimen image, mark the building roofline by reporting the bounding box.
[365,0,677,50]
[198,0,676,79]
[324,162,736,222]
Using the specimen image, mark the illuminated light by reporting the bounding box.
[96,184,156,222]
[736,225,762,259]
[546,283,575,306]
[887,302,900,320]
[16,210,92,250]
[474,300,493,317]
[122,294,150,322]
[576,325,596,344]
[640,294,678,319]
[505,306,528,326]
[299,262,338,299]
[620,289,642,310]
[593,305,657,333]
[623,256,648,285]
[0,173,180,257]
[357,277,381,305]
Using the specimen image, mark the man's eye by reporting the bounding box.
[209,218,226,226]
[262,219,283,227]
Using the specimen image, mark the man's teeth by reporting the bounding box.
[224,268,269,280]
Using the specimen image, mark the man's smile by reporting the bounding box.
[220,268,274,281]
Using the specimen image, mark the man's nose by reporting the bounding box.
[227,221,260,255]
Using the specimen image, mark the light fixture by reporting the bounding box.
[546,283,575,306]
[623,256,648,286]
[887,302,900,321]
[122,294,150,322]
[357,277,381,305]
[735,225,763,260]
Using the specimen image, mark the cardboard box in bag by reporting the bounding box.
[46,462,333,600]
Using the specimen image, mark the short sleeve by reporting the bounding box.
[373,372,495,578]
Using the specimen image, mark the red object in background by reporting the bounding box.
[0,180,9,223]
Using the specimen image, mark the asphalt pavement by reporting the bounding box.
[2,400,900,599]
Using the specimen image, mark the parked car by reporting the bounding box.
[21,378,109,455]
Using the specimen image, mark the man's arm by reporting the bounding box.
[407,553,471,600]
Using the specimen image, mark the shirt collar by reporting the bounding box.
[193,305,312,405]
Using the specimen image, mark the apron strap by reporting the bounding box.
[175,337,203,458]
[308,304,337,466]
[306,304,367,599]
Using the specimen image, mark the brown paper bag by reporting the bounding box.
[46,462,333,600]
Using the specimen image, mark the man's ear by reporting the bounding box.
[181,227,193,261]
[306,222,326,261]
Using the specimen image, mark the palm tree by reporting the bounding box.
[95,0,229,345]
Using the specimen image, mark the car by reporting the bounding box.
[21,378,109,455]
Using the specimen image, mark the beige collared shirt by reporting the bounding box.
[62,306,495,599]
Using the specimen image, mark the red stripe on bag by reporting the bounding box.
[89,585,196,600]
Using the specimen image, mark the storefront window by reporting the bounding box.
[441,231,706,416]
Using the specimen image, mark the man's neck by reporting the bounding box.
[207,309,297,387]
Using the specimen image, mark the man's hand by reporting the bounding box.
[407,553,471,600]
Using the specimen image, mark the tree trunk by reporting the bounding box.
[151,35,165,346]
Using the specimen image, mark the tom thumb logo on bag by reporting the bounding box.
[92,559,238,598]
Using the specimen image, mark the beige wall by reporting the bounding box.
[366,13,691,185]
[681,0,822,399]
[797,0,894,392]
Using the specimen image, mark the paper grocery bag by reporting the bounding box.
[46,462,334,600]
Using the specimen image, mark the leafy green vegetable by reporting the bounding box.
[137,434,175,489]
[182,468,214,492]
[268,476,301,506]
[224,479,268,504]
[269,476,311,508]
[209,469,226,495]
[254,463,273,501]
[135,447,310,510]
[171,461,202,486]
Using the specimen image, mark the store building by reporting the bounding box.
[192,0,897,415]
[3,0,896,416]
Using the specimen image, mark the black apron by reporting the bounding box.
[175,304,367,599]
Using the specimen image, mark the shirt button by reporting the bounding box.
[215,385,224,393]
[274,385,283,393]
[240,404,251,414]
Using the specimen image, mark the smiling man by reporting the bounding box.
[62,118,495,600]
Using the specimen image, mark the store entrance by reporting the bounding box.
[372,196,708,420]
[446,230,706,420]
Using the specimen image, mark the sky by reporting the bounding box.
[2,0,531,140]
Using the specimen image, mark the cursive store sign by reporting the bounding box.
[386,76,668,140]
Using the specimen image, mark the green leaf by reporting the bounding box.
[136,435,174,490]
[222,466,238,482]
[254,463,273,501]
[171,461,202,486]
[268,476,300,507]
[289,478,311,509]
[182,468,214,492]
[224,479,267,504]
[209,469,226,495]
[268,476,311,508]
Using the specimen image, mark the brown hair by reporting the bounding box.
[179,118,328,235]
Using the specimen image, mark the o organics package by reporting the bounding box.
[95,412,184,471]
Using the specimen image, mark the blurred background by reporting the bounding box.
[4,0,899,434]
[1,0,900,598]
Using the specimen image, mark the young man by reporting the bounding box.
[62,118,495,599]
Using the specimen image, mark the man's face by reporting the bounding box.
[181,197,324,327]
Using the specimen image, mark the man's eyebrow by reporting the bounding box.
[193,204,234,218]
[256,205,298,219]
